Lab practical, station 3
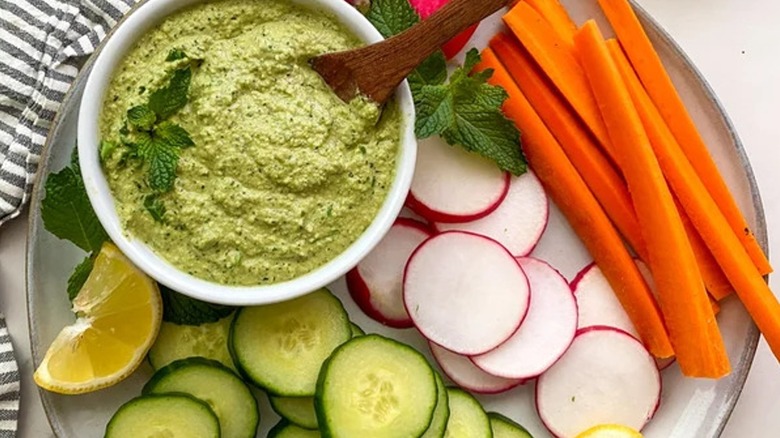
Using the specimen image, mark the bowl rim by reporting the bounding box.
[76,0,418,306]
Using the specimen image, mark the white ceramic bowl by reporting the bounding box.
[78,0,417,306]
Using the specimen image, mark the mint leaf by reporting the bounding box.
[415,50,526,175]
[144,194,166,223]
[366,0,419,37]
[166,48,187,62]
[155,122,194,149]
[443,102,526,175]
[100,140,118,163]
[135,132,180,192]
[415,85,453,138]
[42,149,109,252]
[67,255,94,301]
[160,286,234,326]
[127,105,156,131]
[408,51,448,97]
[148,67,191,119]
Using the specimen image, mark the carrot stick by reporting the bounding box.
[476,47,673,359]
[523,0,577,44]
[598,0,771,276]
[574,21,728,378]
[502,2,616,163]
[674,196,733,300]
[489,33,646,260]
[607,37,780,364]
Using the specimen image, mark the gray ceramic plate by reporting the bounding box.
[26,1,766,437]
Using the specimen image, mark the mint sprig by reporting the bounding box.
[365,0,526,175]
[42,149,109,253]
[42,148,110,302]
[416,50,526,175]
[114,57,198,221]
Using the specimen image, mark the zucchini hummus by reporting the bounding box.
[100,0,401,285]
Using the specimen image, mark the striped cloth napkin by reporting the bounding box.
[1,0,136,433]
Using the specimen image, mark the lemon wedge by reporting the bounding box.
[34,243,162,394]
[576,424,644,438]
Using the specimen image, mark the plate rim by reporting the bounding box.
[25,1,765,436]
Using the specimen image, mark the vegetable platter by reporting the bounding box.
[27,0,766,437]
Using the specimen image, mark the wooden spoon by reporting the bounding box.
[311,0,511,104]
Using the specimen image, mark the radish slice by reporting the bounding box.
[407,137,510,223]
[404,231,530,355]
[435,172,549,256]
[536,327,661,438]
[572,263,675,371]
[347,218,432,328]
[429,342,524,394]
[471,258,577,379]
[571,263,640,339]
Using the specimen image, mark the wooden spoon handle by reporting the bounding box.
[389,0,510,69]
[311,0,511,103]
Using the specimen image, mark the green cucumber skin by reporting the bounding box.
[269,396,318,430]
[487,412,533,438]
[445,387,492,438]
[420,372,450,438]
[142,357,242,395]
[105,393,220,438]
[230,289,352,397]
[349,323,365,337]
[141,357,259,438]
[315,334,437,438]
[267,420,321,438]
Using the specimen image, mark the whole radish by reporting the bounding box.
[408,0,479,59]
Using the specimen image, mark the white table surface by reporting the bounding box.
[2,0,780,436]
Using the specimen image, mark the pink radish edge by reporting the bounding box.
[429,341,525,394]
[347,218,432,329]
[406,172,511,223]
[403,231,531,356]
[571,262,676,371]
[432,172,550,257]
[470,257,578,380]
[535,326,663,438]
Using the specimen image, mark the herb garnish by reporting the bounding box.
[110,49,197,221]
[42,148,233,323]
[366,0,526,175]
[41,149,109,299]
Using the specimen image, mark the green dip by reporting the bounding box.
[100,0,401,286]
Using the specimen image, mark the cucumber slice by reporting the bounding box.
[444,388,491,438]
[149,314,235,371]
[315,334,438,438]
[105,393,219,438]
[488,412,533,438]
[143,357,258,438]
[269,396,318,430]
[350,322,365,337]
[421,372,450,438]
[231,288,351,396]
[268,420,321,437]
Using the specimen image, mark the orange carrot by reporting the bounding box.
[607,37,780,363]
[490,32,735,302]
[598,0,771,276]
[489,33,646,260]
[502,3,616,163]
[674,196,733,300]
[523,0,577,44]
[574,21,728,378]
[477,47,673,359]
